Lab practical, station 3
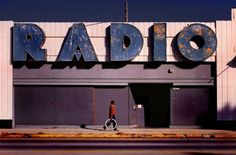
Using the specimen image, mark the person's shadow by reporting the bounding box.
[80,124,105,131]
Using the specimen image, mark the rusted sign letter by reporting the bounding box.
[57,23,98,62]
[110,23,143,61]
[177,24,217,61]
[153,23,166,61]
[13,24,46,61]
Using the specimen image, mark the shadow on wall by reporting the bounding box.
[216,55,236,78]
[13,61,44,69]
[195,111,216,129]
[227,55,236,68]
[197,104,236,130]
[216,104,236,130]
[171,33,190,62]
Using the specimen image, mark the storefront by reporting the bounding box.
[13,63,215,128]
[14,85,215,127]
[1,9,236,128]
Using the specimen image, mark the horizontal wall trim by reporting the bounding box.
[13,79,214,86]
[13,82,129,86]
[173,82,214,86]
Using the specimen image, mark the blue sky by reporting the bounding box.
[0,0,235,22]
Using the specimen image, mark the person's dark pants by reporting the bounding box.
[111,115,117,130]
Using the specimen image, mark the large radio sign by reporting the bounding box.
[13,23,217,62]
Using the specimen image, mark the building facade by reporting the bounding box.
[0,9,236,128]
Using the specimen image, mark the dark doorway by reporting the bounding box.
[130,84,171,127]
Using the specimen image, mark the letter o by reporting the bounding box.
[177,24,217,61]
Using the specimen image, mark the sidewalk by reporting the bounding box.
[1,125,236,139]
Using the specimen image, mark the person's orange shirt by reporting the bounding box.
[109,104,116,118]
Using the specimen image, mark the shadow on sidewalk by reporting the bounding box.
[80,124,104,131]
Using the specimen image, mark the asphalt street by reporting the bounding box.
[1,126,236,154]
[0,138,236,155]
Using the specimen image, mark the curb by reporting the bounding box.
[1,132,236,139]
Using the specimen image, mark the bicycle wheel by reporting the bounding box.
[104,119,117,130]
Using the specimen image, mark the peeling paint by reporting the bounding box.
[205,47,213,55]
[57,23,98,62]
[154,24,165,40]
[177,24,217,61]
[13,23,47,61]
[110,23,143,61]
[153,23,166,61]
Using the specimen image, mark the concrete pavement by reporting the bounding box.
[1,125,236,139]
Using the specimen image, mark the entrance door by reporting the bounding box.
[130,84,171,127]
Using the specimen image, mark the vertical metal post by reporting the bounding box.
[125,0,128,22]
